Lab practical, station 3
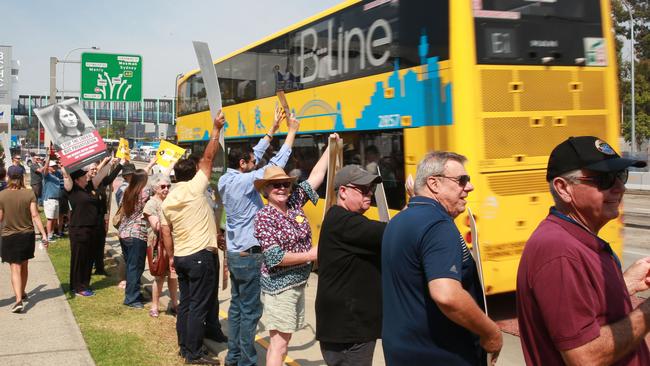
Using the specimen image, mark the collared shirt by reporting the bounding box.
[517,209,650,366]
[42,171,62,200]
[381,196,484,365]
[218,138,291,252]
[162,170,218,257]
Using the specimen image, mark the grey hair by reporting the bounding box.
[415,151,467,194]
[150,173,171,188]
[548,169,581,205]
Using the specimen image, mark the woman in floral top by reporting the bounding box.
[117,169,152,308]
[254,133,338,366]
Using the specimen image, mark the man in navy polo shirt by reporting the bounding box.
[382,151,502,365]
[517,136,650,365]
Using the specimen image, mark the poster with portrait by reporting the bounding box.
[34,99,108,172]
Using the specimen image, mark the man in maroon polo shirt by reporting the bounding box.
[517,136,650,366]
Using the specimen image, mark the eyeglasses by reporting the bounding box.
[272,182,292,189]
[575,170,628,191]
[345,184,375,196]
[159,184,171,189]
[433,175,471,187]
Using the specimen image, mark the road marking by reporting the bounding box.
[219,310,302,366]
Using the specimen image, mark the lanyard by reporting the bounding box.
[550,208,622,270]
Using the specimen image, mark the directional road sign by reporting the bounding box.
[81,53,142,102]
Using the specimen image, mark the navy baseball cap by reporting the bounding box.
[546,136,647,181]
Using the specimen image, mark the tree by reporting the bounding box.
[612,0,650,149]
[98,120,126,140]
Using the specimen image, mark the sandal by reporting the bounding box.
[149,309,159,318]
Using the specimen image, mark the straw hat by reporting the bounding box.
[254,166,298,192]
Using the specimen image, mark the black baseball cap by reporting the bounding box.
[334,165,382,189]
[546,136,647,181]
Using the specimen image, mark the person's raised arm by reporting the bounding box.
[145,155,158,175]
[264,113,300,170]
[61,166,73,192]
[198,111,226,178]
[282,113,300,150]
[306,133,339,191]
[102,158,124,186]
[92,156,113,188]
[263,105,283,144]
[42,148,51,177]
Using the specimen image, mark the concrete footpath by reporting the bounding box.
[0,247,95,365]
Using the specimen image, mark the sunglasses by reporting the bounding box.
[272,182,292,189]
[159,184,171,189]
[345,184,375,196]
[575,170,628,190]
[434,174,471,187]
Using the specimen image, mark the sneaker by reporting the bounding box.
[75,290,95,297]
[125,302,144,309]
[11,301,23,313]
[21,293,29,303]
[185,356,219,365]
[47,236,57,243]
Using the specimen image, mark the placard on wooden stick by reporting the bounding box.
[276,91,291,122]
[323,136,343,218]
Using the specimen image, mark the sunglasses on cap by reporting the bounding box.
[575,169,628,191]
[271,182,292,189]
[434,174,471,187]
[345,184,375,196]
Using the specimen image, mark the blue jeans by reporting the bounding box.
[225,252,263,366]
[121,237,147,305]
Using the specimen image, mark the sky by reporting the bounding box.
[5,0,342,99]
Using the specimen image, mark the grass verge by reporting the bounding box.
[47,235,184,366]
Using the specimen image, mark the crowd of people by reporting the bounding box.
[1,106,650,366]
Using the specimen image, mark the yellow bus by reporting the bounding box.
[175,0,620,295]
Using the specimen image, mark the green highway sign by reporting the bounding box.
[81,53,142,102]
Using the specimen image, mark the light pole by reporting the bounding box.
[173,73,183,126]
[622,1,636,153]
[61,46,99,99]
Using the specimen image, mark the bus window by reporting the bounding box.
[231,53,258,103]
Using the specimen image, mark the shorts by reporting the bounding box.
[1,232,35,263]
[263,284,305,333]
[44,199,60,219]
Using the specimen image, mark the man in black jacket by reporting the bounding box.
[315,165,385,366]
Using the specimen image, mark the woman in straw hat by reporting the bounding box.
[254,133,339,366]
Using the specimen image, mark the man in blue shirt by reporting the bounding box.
[382,151,502,366]
[218,107,298,366]
[42,156,62,242]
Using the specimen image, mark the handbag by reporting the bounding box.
[112,205,123,229]
[147,232,169,277]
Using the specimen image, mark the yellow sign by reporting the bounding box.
[116,138,130,160]
[156,140,186,168]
